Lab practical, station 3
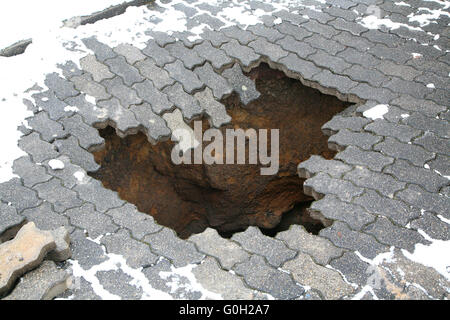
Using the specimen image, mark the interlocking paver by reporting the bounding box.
[104,55,144,86]
[193,40,233,70]
[220,39,260,68]
[132,79,173,115]
[193,62,232,99]
[80,54,114,83]
[222,63,260,105]
[165,41,205,69]
[164,59,204,93]
[12,156,51,188]
[135,58,175,90]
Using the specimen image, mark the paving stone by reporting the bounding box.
[344,166,406,198]
[349,83,397,104]
[310,195,376,231]
[333,30,372,52]
[283,50,324,81]
[221,25,258,45]
[0,203,25,243]
[364,217,429,253]
[0,178,41,212]
[3,260,69,300]
[410,212,450,241]
[193,41,233,70]
[382,77,430,99]
[319,221,389,259]
[162,83,202,121]
[329,17,367,36]
[12,156,51,187]
[65,94,109,126]
[309,50,352,74]
[70,73,111,101]
[233,255,304,299]
[374,137,435,167]
[365,119,422,143]
[403,112,449,139]
[61,114,104,150]
[47,226,71,262]
[42,155,83,189]
[283,252,354,300]
[298,155,352,179]
[194,63,232,99]
[194,88,231,128]
[369,44,412,65]
[342,64,388,87]
[145,30,176,47]
[22,202,71,233]
[305,34,346,56]
[105,204,162,240]
[97,98,141,134]
[82,36,116,62]
[248,38,288,62]
[135,58,175,90]
[192,257,259,299]
[132,79,173,115]
[362,30,405,48]
[384,159,448,193]
[165,41,205,69]
[101,229,158,268]
[427,154,450,177]
[53,136,100,172]
[338,47,381,68]
[322,116,370,135]
[335,146,394,172]
[44,73,79,101]
[102,77,142,107]
[391,95,447,119]
[19,132,59,163]
[73,177,124,213]
[69,229,108,270]
[79,54,114,82]
[329,251,370,287]
[96,269,143,299]
[143,228,204,267]
[199,29,230,47]
[276,225,344,266]
[105,55,145,86]
[222,63,260,105]
[66,203,118,239]
[188,228,249,270]
[354,190,420,227]
[129,103,171,141]
[113,43,146,65]
[164,59,204,93]
[231,226,296,268]
[220,39,260,67]
[413,131,450,155]
[312,69,358,94]
[328,129,382,152]
[0,222,55,297]
[376,61,421,82]
[247,23,284,42]
[57,276,100,300]
[26,111,66,142]
[34,178,83,213]
[276,36,316,59]
[304,172,364,202]
[142,40,175,67]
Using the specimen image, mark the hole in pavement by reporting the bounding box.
[89,63,352,239]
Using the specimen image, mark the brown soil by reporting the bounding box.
[89,64,351,238]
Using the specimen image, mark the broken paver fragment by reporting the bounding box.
[0,222,55,296]
[3,261,70,300]
[47,227,71,262]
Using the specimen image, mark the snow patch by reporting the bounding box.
[363,104,389,120]
[48,159,65,170]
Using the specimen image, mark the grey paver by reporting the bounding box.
[222,63,260,105]
[193,62,232,99]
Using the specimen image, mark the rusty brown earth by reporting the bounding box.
[90,64,350,238]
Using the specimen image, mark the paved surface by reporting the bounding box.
[0,0,449,299]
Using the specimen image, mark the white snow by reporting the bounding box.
[363,104,389,120]
[402,229,450,281]
[48,159,65,170]
[426,83,435,89]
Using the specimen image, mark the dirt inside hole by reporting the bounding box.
[89,64,351,239]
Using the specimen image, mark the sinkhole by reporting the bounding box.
[89,64,352,239]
